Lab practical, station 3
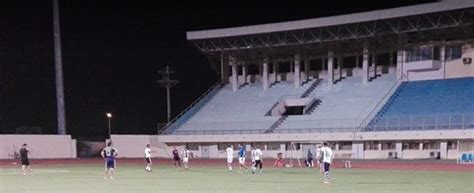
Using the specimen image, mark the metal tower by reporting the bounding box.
[156,65,179,123]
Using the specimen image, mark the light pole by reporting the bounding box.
[53,0,66,135]
[156,65,179,123]
[106,113,112,139]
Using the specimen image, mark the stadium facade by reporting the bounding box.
[150,0,474,160]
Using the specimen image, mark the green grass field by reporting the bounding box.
[1,164,473,193]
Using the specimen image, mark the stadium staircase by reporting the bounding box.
[274,74,397,132]
[301,79,323,98]
[264,79,324,133]
[264,115,288,133]
[172,79,316,134]
[304,99,322,114]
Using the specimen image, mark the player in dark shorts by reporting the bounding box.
[19,144,31,175]
[101,142,118,179]
[172,147,181,167]
[144,144,152,172]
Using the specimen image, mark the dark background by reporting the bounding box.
[0,0,436,139]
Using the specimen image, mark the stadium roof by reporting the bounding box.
[187,0,474,40]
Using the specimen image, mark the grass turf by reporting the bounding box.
[1,164,473,193]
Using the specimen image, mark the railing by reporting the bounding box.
[162,114,473,135]
[174,129,266,135]
[172,127,361,135]
[175,121,276,131]
[160,81,222,134]
[282,118,366,129]
[358,73,407,129]
[366,114,474,131]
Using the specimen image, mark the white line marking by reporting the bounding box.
[0,169,70,176]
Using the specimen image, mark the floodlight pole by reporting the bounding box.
[157,65,179,123]
[106,113,112,139]
[166,86,171,123]
[53,0,66,135]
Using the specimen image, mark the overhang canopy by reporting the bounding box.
[187,0,474,40]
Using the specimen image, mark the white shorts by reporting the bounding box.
[183,157,189,163]
[227,157,233,164]
[239,157,245,164]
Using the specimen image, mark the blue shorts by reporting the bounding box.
[106,160,115,169]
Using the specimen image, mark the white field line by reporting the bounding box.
[0,169,70,176]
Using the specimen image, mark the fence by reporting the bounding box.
[366,114,474,131]
[159,114,473,135]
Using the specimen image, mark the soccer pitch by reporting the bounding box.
[1,164,473,193]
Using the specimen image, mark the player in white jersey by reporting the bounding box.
[315,145,323,173]
[250,146,256,170]
[144,144,152,172]
[226,145,234,171]
[321,142,334,184]
[181,148,191,169]
[251,146,263,174]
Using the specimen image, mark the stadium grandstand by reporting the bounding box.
[148,0,474,161]
[2,2,474,193]
[4,0,473,162]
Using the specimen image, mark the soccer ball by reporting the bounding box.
[145,167,152,172]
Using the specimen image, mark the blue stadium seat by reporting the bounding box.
[459,153,469,164]
[369,77,474,131]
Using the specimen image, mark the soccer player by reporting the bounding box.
[181,147,190,169]
[251,146,263,174]
[19,144,31,176]
[101,142,118,179]
[237,144,248,173]
[321,142,334,184]
[172,147,181,167]
[306,150,314,168]
[226,145,234,171]
[250,145,256,171]
[144,144,152,172]
[315,145,323,173]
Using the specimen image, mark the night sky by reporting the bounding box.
[0,0,436,139]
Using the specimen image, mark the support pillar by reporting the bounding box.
[304,59,310,81]
[337,56,343,80]
[231,56,238,92]
[263,58,269,91]
[294,54,301,88]
[242,64,247,84]
[396,142,403,159]
[362,47,369,84]
[440,46,446,79]
[220,53,229,84]
[328,51,334,86]
[372,54,377,78]
[396,49,404,80]
[440,142,448,159]
[273,61,279,83]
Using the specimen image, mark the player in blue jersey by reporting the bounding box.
[101,141,118,179]
[237,144,248,173]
